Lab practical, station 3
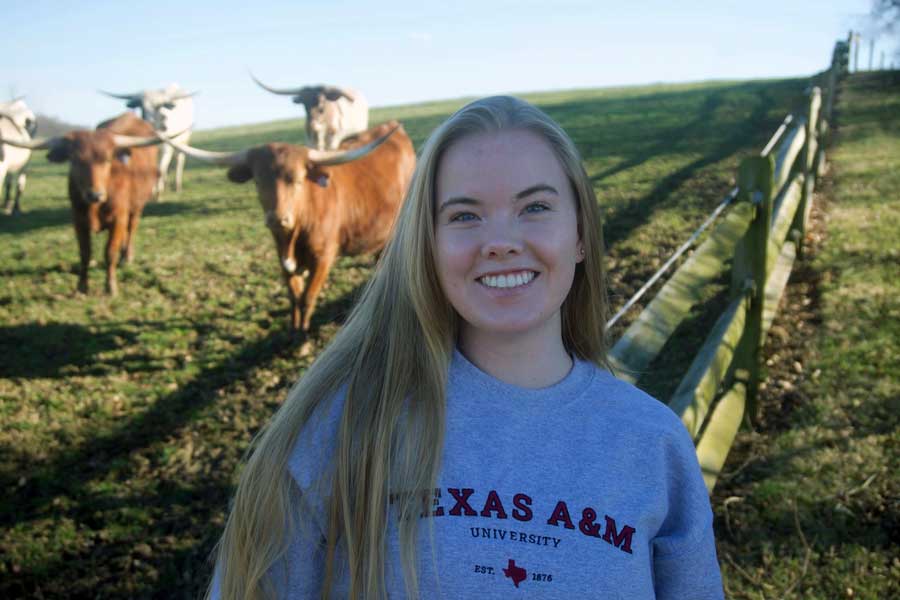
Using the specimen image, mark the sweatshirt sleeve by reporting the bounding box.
[209,391,345,599]
[651,421,724,600]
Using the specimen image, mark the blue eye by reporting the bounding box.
[523,202,550,214]
[449,211,478,223]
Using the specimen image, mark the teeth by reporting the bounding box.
[480,271,535,289]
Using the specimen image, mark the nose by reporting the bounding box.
[86,190,106,203]
[480,225,523,259]
[265,211,294,230]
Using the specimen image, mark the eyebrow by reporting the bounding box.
[437,183,559,213]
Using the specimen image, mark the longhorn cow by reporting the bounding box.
[0,98,37,214]
[251,75,369,151]
[0,113,163,295]
[101,83,195,197]
[158,120,414,332]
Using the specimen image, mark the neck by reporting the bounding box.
[458,320,572,389]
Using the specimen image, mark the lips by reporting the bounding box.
[477,270,537,289]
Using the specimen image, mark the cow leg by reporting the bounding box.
[284,270,307,333]
[156,144,174,199]
[174,152,186,193]
[73,214,92,294]
[12,172,25,214]
[300,246,338,332]
[0,166,10,215]
[105,220,128,296]
[120,211,141,265]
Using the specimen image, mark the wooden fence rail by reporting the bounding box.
[608,39,849,492]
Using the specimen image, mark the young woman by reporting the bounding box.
[210,96,723,599]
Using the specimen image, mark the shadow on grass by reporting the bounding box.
[0,205,71,236]
[0,322,139,379]
[0,282,366,598]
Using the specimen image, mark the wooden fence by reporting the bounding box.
[607,39,850,492]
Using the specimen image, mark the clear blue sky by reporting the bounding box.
[2,0,892,130]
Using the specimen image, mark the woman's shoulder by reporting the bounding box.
[579,361,694,444]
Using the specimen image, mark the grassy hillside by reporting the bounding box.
[1,78,810,598]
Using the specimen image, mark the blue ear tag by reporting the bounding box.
[316,174,329,188]
[119,153,130,166]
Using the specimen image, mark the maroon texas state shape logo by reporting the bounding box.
[502,559,527,588]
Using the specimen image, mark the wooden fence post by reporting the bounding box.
[795,87,821,259]
[731,155,775,423]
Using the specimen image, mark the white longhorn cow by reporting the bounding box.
[250,75,368,150]
[101,83,195,197]
[0,98,37,215]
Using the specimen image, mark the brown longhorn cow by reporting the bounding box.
[1,112,162,295]
[159,120,415,332]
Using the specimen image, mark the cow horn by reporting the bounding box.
[307,125,398,167]
[249,72,309,96]
[111,134,164,148]
[0,134,60,150]
[154,130,249,167]
[167,90,199,102]
[99,90,142,101]
[112,124,192,149]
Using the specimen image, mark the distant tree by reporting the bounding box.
[34,114,83,137]
[870,0,900,62]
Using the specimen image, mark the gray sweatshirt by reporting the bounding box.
[215,350,724,599]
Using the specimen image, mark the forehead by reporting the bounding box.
[436,129,569,199]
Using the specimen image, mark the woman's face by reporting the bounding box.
[434,128,583,345]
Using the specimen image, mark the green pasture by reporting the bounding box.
[712,71,899,598]
[2,77,822,598]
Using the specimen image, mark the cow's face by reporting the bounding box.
[227,144,330,233]
[50,131,130,204]
[130,91,174,130]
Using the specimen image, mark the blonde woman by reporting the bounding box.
[210,96,723,599]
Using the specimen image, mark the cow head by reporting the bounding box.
[226,144,335,236]
[0,99,37,138]
[0,130,162,204]
[100,86,196,130]
[154,126,398,272]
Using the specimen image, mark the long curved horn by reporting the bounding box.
[249,72,309,96]
[0,134,60,150]
[112,124,192,149]
[111,134,164,148]
[168,90,200,102]
[99,90,142,101]
[154,130,249,167]
[308,125,398,167]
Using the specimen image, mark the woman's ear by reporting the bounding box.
[576,240,585,263]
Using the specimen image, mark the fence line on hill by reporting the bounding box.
[607,39,850,492]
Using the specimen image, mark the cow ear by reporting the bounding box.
[47,138,72,163]
[307,165,330,188]
[115,148,132,165]
[227,163,253,183]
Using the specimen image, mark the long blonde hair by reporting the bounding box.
[210,95,611,599]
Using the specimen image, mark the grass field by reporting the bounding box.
[0,75,862,598]
[712,71,900,598]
